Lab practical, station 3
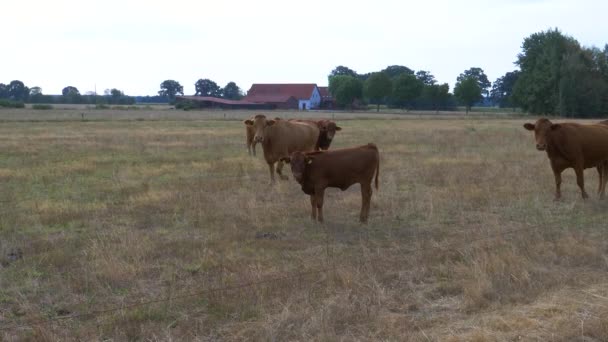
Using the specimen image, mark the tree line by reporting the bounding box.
[327,28,608,116]
[0,82,136,106]
[158,79,244,104]
[3,28,607,116]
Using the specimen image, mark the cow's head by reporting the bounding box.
[318,120,342,141]
[523,118,561,151]
[244,114,275,143]
[281,151,314,183]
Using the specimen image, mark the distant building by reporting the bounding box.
[175,83,333,110]
[317,87,334,109]
[175,96,268,109]
[244,84,322,110]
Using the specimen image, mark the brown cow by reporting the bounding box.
[275,118,342,151]
[281,143,380,223]
[245,123,257,156]
[596,120,608,196]
[244,114,319,183]
[524,118,608,200]
[288,119,342,150]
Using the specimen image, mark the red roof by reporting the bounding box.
[246,83,317,100]
[242,94,297,104]
[318,86,331,98]
[177,96,257,105]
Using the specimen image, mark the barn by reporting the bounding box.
[244,84,322,110]
[175,96,269,109]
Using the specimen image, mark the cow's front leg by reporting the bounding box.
[553,170,562,201]
[310,195,317,220]
[251,142,256,156]
[574,165,588,199]
[276,160,289,180]
[314,187,326,223]
[268,162,276,184]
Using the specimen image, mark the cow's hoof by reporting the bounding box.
[279,175,289,180]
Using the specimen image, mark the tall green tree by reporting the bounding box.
[364,72,392,112]
[7,80,29,102]
[222,82,242,100]
[329,75,363,109]
[420,83,450,111]
[416,70,436,85]
[62,86,81,103]
[329,65,358,79]
[457,67,491,97]
[391,73,423,109]
[490,71,520,108]
[195,79,221,97]
[159,80,184,104]
[381,65,414,78]
[511,28,608,116]
[454,76,482,114]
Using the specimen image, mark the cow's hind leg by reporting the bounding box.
[276,160,289,180]
[252,142,256,156]
[602,162,608,199]
[574,164,589,199]
[314,187,326,223]
[360,182,372,223]
[597,165,603,195]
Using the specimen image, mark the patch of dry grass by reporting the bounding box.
[1,113,608,340]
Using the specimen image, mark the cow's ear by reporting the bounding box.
[551,124,561,130]
[244,119,253,125]
[280,157,291,163]
[335,126,342,131]
[523,123,535,131]
[267,119,276,126]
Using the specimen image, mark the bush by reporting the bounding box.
[32,104,53,110]
[95,104,110,109]
[0,99,25,108]
[175,101,195,111]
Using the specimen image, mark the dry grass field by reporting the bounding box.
[1,109,608,341]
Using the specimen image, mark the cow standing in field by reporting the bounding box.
[275,118,343,151]
[245,123,257,156]
[244,115,319,183]
[524,118,608,200]
[281,143,380,223]
[288,119,342,151]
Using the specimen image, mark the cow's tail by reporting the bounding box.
[375,157,379,190]
[369,143,379,190]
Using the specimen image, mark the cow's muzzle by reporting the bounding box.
[254,136,264,143]
[536,144,546,151]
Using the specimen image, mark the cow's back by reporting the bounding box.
[307,144,379,190]
[264,120,319,161]
[551,123,608,167]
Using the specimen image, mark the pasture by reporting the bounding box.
[1,109,608,341]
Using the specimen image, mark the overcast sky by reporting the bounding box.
[2,0,607,96]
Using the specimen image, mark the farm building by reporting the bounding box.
[318,86,335,109]
[244,84,322,110]
[175,96,269,109]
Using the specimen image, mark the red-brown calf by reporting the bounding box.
[281,143,380,223]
